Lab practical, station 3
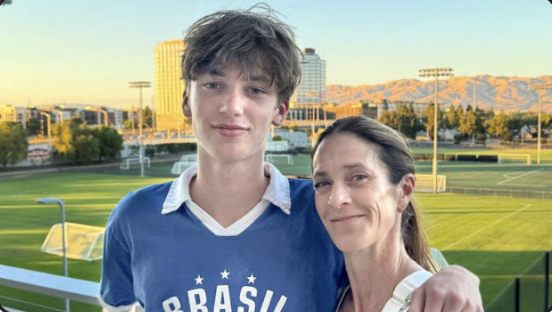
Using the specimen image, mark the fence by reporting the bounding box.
[486,251,551,312]
[447,187,552,200]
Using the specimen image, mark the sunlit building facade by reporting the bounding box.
[154,40,188,132]
[291,48,326,107]
[0,104,26,123]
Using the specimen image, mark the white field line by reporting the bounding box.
[441,204,533,251]
[496,170,540,185]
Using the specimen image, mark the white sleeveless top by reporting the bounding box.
[335,270,433,312]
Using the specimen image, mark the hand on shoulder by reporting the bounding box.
[408,265,483,312]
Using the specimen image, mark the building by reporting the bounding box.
[326,100,388,120]
[291,48,326,107]
[0,104,27,123]
[272,129,310,148]
[287,104,335,121]
[154,40,188,132]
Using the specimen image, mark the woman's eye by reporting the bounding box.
[314,181,330,189]
[352,175,368,182]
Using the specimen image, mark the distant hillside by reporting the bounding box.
[327,75,552,112]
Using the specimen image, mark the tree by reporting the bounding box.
[0,122,28,168]
[53,118,100,164]
[143,106,154,129]
[73,133,100,165]
[124,120,138,130]
[0,0,13,6]
[395,102,421,139]
[379,110,400,131]
[445,105,459,129]
[485,112,510,140]
[458,110,477,139]
[92,126,124,161]
[422,103,444,139]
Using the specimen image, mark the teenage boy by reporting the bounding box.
[100,5,482,312]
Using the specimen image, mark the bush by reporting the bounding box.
[145,145,156,158]
[156,143,197,155]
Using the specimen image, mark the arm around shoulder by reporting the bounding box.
[408,265,483,312]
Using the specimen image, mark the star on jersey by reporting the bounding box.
[195,275,204,285]
[247,274,257,284]
[220,269,230,279]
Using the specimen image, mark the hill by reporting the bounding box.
[327,75,552,112]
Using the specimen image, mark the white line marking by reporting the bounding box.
[441,204,533,251]
[496,170,540,185]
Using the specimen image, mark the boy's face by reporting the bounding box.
[183,65,289,163]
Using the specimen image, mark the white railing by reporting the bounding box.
[0,264,143,312]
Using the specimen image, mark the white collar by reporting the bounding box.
[161,163,291,215]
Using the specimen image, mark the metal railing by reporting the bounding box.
[0,264,143,312]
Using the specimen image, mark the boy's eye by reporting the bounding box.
[249,87,265,94]
[205,83,220,89]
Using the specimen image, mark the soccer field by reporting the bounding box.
[0,170,551,311]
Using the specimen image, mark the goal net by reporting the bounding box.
[415,174,447,193]
[42,222,105,261]
[120,157,151,170]
[171,154,198,175]
[497,153,531,165]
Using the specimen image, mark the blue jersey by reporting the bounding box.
[100,167,345,312]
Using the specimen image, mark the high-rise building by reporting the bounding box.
[291,48,326,107]
[154,40,188,132]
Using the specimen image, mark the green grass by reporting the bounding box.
[0,164,551,311]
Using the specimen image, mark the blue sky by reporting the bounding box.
[1,0,550,108]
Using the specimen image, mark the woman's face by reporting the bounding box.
[312,133,403,253]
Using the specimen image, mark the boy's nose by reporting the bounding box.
[220,88,245,116]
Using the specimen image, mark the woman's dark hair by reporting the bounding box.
[312,116,438,273]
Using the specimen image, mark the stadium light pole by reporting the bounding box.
[129,81,151,178]
[36,197,69,312]
[528,83,551,165]
[419,68,454,194]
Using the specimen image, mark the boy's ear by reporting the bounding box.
[182,90,192,117]
[272,101,289,126]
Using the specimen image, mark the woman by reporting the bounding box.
[311,116,439,312]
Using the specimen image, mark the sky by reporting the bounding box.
[1,0,551,108]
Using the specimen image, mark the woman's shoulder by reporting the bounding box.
[383,270,433,312]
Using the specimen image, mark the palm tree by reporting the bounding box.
[0,0,13,5]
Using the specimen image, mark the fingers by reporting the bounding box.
[408,287,426,312]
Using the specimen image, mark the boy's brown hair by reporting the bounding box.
[181,3,302,103]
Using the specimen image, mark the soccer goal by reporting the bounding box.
[171,154,198,175]
[415,174,447,193]
[41,222,105,261]
[120,157,151,170]
[264,154,294,165]
[497,153,532,165]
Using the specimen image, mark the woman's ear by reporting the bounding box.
[398,174,415,212]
